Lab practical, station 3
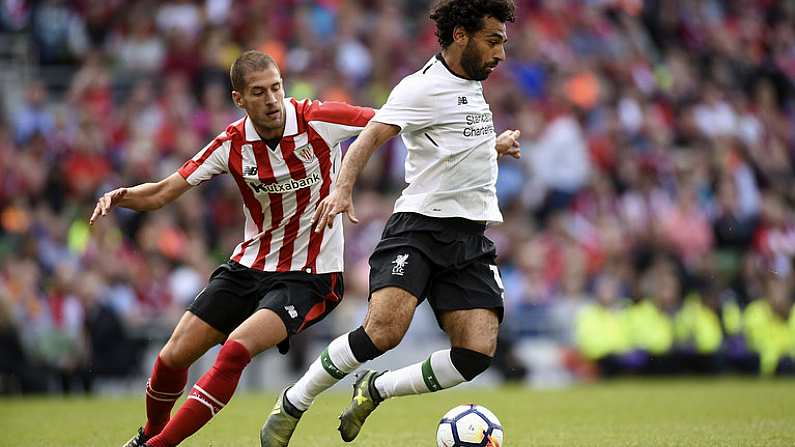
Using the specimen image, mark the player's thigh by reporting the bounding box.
[160,311,226,369]
[227,308,288,356]
[366,246,433,349]
[256,272,344,355]
[368,245,432,302]
[163,262,263,367]
[439,308,499,356]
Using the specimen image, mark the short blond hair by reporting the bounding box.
[230,50,279,92]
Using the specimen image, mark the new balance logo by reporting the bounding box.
[457,96,468,105]
[244,166,258,176]
[392,253,409,276]
[285,305,298,318]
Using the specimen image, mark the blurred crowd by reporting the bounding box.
[1,0,794,393]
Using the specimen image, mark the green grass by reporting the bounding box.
[1,379,794,446]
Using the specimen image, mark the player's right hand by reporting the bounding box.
[89,188,128,225]
[312,188,359,232]
[496,129,521,159]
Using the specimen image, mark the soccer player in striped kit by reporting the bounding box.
[90,50,374,447]
[260,0,520,445]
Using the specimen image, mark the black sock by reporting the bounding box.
[348,326,384,363]
[368,371,385,402]
[282,390,304,418]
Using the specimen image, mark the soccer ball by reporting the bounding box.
[436,404,504,447]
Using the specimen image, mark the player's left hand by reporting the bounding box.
[496,130,521,159]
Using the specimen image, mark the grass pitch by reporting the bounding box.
[1,379,793,446]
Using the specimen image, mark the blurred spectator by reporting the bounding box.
[625,257,680,374]
[30,0,88,65]
[81,271,146,381]
[744,275,795,376]
[574,272,632,377]
[0,277,47,393]
[674,288,729,375]
[526,108,591,217]
[1,0,794,388]
[12,80,54,145]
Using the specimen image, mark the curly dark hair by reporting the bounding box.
[430,0,516,48]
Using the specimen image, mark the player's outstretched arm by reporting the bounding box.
[312,121,400,231]
[496,129,521,159]
[89,172,192,225]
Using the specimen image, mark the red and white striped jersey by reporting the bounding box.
[178,98,374,273]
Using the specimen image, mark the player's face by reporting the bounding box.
[238,67,285,132]
[461,16,507,81]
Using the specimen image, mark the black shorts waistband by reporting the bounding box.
[392,212,487,235]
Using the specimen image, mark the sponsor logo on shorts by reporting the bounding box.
[392,253,410,276]
[285,305,298,318]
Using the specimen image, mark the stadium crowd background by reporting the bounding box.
[0,0,794,394]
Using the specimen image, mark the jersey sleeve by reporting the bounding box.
[371,75,434,133]
[305,100,375,147]
[178,132,231,185]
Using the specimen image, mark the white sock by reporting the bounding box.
[286,333,362,411]
[374,349,465,399]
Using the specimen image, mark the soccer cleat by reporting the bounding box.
[121,427,149,447]
[338,369,384,442]
[260,387,303,447]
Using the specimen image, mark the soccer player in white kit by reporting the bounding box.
[260,1,521,445]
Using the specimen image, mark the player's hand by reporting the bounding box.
[496,130,521,159]
[312,188,359,232]
[89,188,128,225]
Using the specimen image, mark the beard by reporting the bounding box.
[460,40,491,81]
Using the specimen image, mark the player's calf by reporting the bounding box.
[450,346,493,381]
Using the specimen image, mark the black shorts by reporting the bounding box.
[368,212,504,327]
[188,261,343,354]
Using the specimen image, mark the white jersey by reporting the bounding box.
[372,54,502,223]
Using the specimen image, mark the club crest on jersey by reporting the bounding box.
[296,144,316,163]
[392,253,410,276]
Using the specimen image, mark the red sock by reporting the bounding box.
[143,356,188,438]
[146,340,251,447]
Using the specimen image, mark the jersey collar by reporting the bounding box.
[244,98,299,141]
[435,53,473,82]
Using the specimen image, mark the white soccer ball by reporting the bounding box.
[436,404,504,447]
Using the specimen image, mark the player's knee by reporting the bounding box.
[158,345,191,369]
[450,347,493,381]
[364,315,409,352]
[367,324,406,352]
[159,343,192,370]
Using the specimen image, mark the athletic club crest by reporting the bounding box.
[296,144,316,163]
